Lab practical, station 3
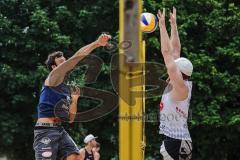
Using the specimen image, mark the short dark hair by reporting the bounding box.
[45,51,63,71]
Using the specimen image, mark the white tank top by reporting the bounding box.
[159,81,192,141]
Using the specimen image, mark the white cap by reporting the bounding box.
[174,57,193,76]
[84,134,98,144]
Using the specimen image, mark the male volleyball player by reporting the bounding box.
[79,134,98,160]
[157,7,193,160]
[33,34,111,160]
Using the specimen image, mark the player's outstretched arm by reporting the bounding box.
[157,9,185,93]
[169,7,181,59]
[45,34,111,87]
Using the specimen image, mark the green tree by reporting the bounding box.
[0,0,239,159]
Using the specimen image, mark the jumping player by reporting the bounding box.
[33,34,111,160]
[157,7,193,160]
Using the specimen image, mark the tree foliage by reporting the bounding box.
[0,0,239,159]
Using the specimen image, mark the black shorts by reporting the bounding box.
[160,135,192,160]
[33,126,79,160]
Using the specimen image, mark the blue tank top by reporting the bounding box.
[37,83,71,118]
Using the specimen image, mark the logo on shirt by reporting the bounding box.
[176,107,187,119]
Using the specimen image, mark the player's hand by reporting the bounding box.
[157,8,166,28]
[70,86,80,100]
[96,33,111,46]
[169,7,177,26]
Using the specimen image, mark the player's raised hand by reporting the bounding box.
[157,8,166,27]
[169,7,177,26]
[96,33,111,46]
[71,86,80,100]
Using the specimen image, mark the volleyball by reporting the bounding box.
[140,12,158,33]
